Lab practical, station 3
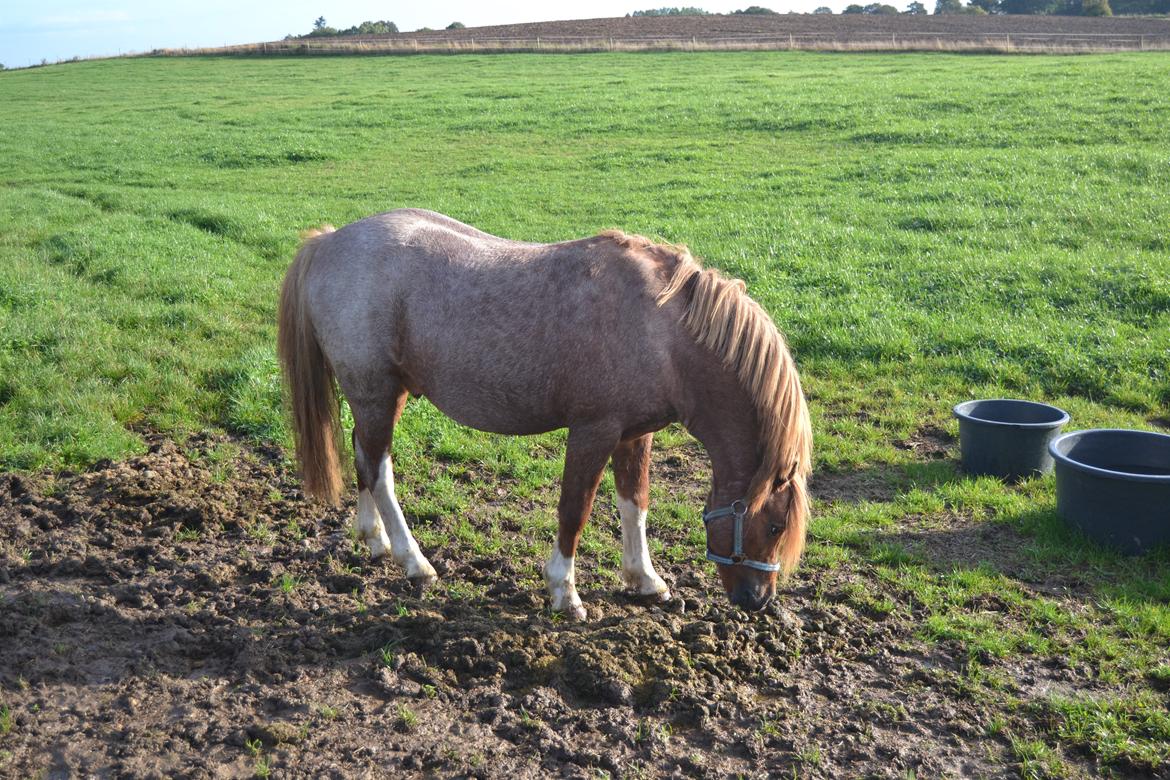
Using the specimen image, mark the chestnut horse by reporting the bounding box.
[278,209,811,617]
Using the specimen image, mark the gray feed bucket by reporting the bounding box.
[1049,429,1170,555]
[953,399,1070,481]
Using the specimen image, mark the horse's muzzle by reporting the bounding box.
[730,582,774,612]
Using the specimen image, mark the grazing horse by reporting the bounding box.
[277,209,811,617]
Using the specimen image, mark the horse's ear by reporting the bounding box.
[773,463,799,492]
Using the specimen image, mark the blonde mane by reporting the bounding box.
[608,233,812,575]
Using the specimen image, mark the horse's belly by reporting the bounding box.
[416,383,562,437]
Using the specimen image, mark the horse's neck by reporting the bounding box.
[675,361,760,509]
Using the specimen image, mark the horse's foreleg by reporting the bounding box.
[352,390,437,591]
[545,424,619,620]
[612,434,671,601]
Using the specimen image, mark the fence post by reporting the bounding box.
[1140,35,1145,50]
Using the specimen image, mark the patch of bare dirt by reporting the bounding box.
[810,466,901,505]
[0,435,1034,778]
[896,425,956,461]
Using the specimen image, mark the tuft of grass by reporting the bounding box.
[1010,737,1068,780]
[276,572,300,594]
[797,744,823,767]
[246,520,274,544]
[284,518,305,541]
[0,705,12,735]
[396,703,418,731]
[378,642,398,668]
[1044,694,1170,770]
[173,524,200,543]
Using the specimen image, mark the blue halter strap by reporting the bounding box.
[702,498,781,573]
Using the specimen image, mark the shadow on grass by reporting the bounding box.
[811,458,959,506]
[864,503,1170,606]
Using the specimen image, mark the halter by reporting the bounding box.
[702,498,781,573]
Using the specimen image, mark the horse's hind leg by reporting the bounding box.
[611,434,671,601]
[352,431,391,559]
[351,385,437,590]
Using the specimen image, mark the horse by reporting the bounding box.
[277,209,812,618]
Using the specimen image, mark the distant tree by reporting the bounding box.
[345,21,397,34]
[313,16,327,30]
[905,1,929,11]
[416,27,434,31]
[628,7,710,15]
[446,21,466,29]
[864,2,901,10]
[0,63,5,71]
[733,5,780,12]
[967,0,1002,11]
[843,3,866,11]
[933,0,963,12]
[814,4,835,10]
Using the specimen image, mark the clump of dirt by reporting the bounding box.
[0,433,1033,777]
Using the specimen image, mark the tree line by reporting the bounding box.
[290,18,467,39]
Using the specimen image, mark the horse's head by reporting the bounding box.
[704,477,808,611]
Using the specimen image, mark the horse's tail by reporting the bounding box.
[277,225,344,504]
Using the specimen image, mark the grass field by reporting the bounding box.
[2,52,1170,775]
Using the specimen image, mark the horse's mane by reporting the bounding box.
[601,230,812,575]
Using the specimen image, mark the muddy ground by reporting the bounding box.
[0,432,1112,778]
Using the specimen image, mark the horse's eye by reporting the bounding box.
[769,524,781,537]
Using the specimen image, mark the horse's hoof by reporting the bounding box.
[561,604,588,621]
[408,573,437,595]
[623,574,672,603]
[625,586,672,605]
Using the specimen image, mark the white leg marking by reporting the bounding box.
[361,444,436,584]
[353,489,392,559]
[618,496,670,599]
[544,548,586,620]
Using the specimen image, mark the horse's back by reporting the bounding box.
[303,210,678,433]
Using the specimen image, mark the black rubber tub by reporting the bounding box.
[1049,429,1170,554]
[953,399,1070,480]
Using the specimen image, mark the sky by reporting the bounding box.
[0,1,835,69]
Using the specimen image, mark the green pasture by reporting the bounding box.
[2,52,1169,774]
